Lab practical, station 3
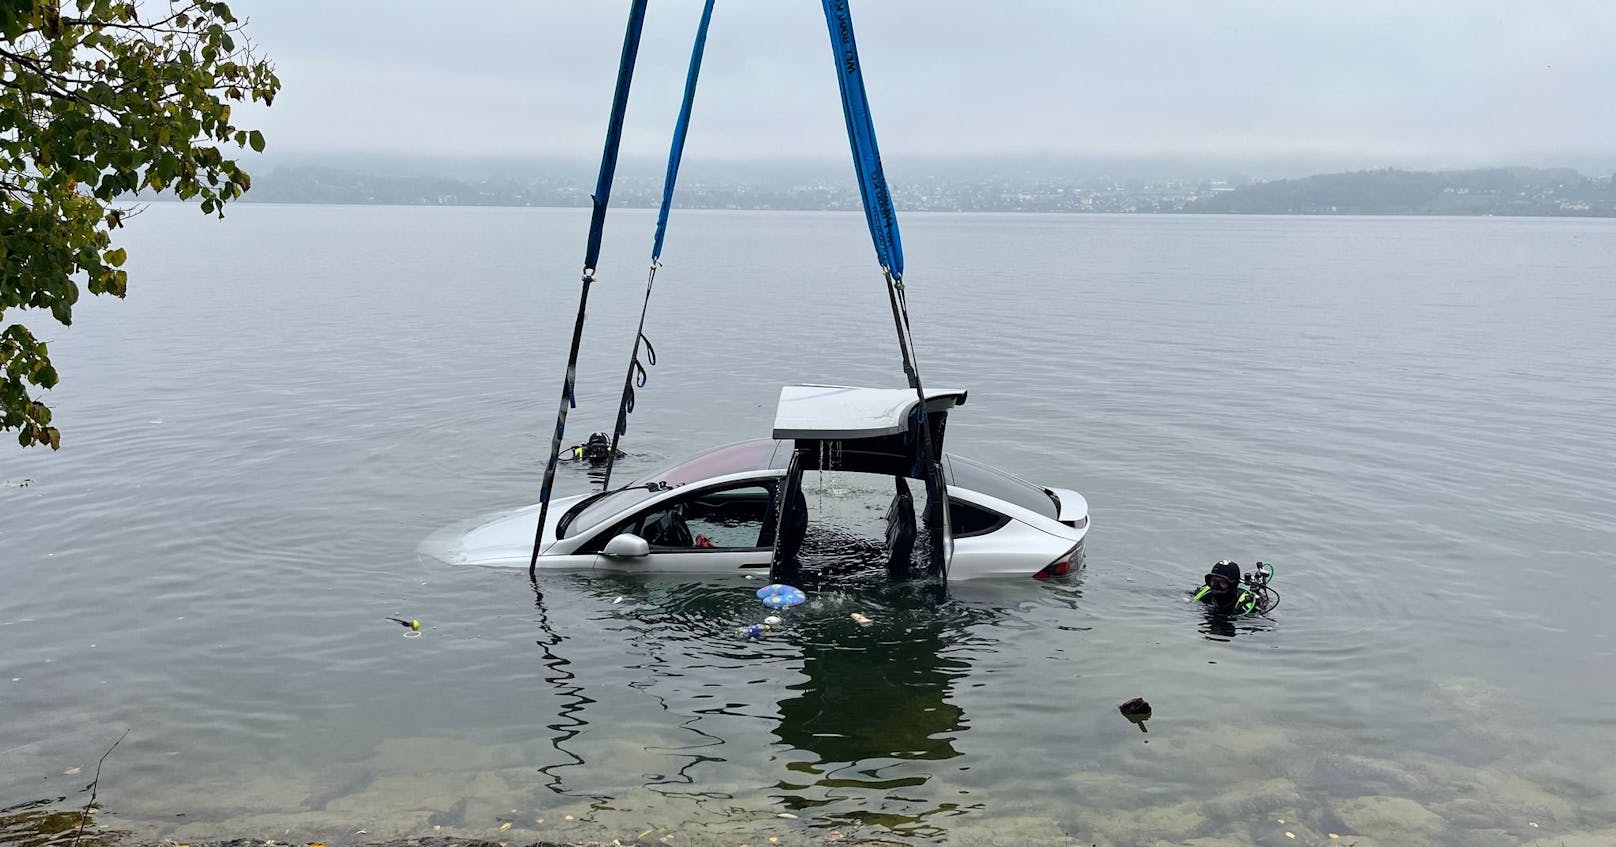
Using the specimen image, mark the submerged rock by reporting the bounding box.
[1333,795,1445,840]
[1472,768,1579,824]
[1086,802,1208,845]
[1547,831,1616,847]
[1197,776,1303,821]
[1455,828,1527,847]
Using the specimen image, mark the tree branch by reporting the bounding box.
[69,729,130,847]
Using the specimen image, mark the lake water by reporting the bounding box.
[3,205,1615,847]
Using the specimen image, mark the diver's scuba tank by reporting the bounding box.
[1242,561,1280,613]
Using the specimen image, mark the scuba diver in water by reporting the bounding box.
[565,432,626,466]
[1193,560,1279,616]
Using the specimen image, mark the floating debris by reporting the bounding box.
[1118,697,1152,732]
[64,767,81,775]
[499,821,511,831]
[1119,698,1152,718]
[1285,832,1296,839]
[849,612,873,627]
[776,812,798,819]
[759,584,807,609]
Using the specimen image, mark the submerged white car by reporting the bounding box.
[436,386,1088,581]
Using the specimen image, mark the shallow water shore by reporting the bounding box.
[6,209,1615,847]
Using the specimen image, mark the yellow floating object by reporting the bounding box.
[499,822,511,831]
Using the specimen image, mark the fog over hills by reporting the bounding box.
[239,152,1616,217]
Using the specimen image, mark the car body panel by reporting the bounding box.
[1043,486,1091,527]
[429,385,1089,581]
[435,461,1087,581]
[773,384,968,440]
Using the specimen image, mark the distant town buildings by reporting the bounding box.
[245,166,1616,217]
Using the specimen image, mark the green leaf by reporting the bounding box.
[248,130,265,153]
[105,248,127,267]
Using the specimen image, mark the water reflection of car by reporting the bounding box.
[437,386,1089,581]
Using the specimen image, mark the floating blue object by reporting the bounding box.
[756,584,806,608]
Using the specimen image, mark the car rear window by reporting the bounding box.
[945,454,1058,519]
[632,438,782,487]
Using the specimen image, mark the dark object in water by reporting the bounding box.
[570,432,625,466]
[1119,697,1152,732]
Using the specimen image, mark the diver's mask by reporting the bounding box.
[1205,560,1242,593]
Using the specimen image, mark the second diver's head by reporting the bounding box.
[1205,560,1241,596]
[582,432,612,464]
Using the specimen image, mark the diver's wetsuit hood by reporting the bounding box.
[580,433,613,465]
[1207,560,1243,612]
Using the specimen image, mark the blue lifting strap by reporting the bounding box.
[820,0,904,280]
[602,0,717,491]
[820,0,946,581]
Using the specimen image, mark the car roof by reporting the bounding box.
[772,384,967,440]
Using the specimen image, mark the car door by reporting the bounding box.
[594,479,779,574]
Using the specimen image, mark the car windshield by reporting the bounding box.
[945,453,1059,519]
[559,439,782,539]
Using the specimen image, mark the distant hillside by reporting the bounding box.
[240,164,1616,216]
[1190,167,1616,216]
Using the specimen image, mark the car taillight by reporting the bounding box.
[1034,545,1080,580]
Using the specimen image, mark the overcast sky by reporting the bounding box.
[234,1,1616,173]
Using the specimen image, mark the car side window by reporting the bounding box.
[950,498,1009,537]
[607,482,777,551]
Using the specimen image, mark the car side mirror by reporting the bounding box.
[602,533,650,558]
